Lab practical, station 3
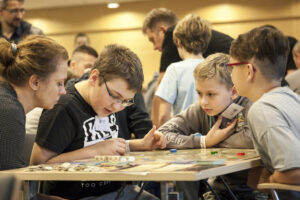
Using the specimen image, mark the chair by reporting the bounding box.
[0,174,20,200]
[24,132,36,166]
[258,183,300,200]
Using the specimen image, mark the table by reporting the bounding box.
[0,148,262,200]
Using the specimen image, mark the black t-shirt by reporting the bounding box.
[159,26,233,72]
[36,84,121,199]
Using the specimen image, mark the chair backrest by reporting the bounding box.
[258,183,300,192]
[0,174,18,200]
[24,132,36,166]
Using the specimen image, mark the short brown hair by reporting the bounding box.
[230,27,289,81]
[0,35,68,86]
[194,53,232,89]
[92,44,144,92]
[1,0,24,8]
[173,14,211,55]
[142,8,178,33]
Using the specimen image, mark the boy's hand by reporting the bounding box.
[94,138,126,155]
[142,126,167,150]
[205,116,237,147]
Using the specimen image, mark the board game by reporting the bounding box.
[25,148,258,173]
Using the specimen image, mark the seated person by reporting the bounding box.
[30,44,166,200]
[155,14,211,127]
[229,26,300,199]
[0,35,68,170]
[158,53,254,200]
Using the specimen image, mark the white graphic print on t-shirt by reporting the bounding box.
[83,114,119,147]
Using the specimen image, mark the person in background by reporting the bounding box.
[155,14,210,126]
[142,8,233,127]
[158,53,254,200]
[69,45,98,78]
[0,0,43,44]
[74,32,90,48]
[229,26,300,200]
[30,44,165,200]
[286,41,300,95]
[0,35,68,170]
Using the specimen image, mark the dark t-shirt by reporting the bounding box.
[36,84,121,199]
[0,82,25,170]
[159,26,233,72]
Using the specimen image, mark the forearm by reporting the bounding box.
[270,169,300,184]
[129,139,146,151]
[151,96,160,127]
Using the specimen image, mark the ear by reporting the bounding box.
[88,68,99,86]
[246,63,255,82]
[28,74,40,91]
[69,60,76,70]
[159,25,168,34]
[231,86,239,100]
[176,39,182,48]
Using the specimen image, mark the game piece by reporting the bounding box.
[170,149,177,153]
[237,152,245,156]
[210,151,218,155]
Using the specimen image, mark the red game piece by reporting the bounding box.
[237,152,245,156]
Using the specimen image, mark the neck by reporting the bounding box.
[12,83,36,114]
[180,48,203,60]
[248,79,281,102]
[75,80,90,104]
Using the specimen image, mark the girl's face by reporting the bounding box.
[35,59,68,109]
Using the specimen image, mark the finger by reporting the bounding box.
[223,119,237,132]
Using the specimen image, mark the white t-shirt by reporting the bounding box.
[155,58,204,115]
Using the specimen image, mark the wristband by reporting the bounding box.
[200,136,206,149]
[125,140,130,153]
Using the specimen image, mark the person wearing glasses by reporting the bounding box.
[0,0,43,44]
[230,26,300,199]
[30,44,165,200]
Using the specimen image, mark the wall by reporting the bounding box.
[24,0,300,87]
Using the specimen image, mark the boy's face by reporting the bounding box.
[229,57,249,97]
[195,77,234,116]
[88,70,136,117]
[70,52,97,77]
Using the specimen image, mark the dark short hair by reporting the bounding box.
[142,8,178,33]
[92,44,144,92]
[74,32,90,44]
[0,35,68,86]
[230,27,289,81]
[1,0,24,8]
[71,45,98,58]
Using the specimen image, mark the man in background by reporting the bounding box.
[0,0,43,43]
[142,8,233,127]
[74,32,90,48]
[286,41,300,95]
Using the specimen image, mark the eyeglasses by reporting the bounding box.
[101,75,134,107]
[226,62,249,73]
[5,8,26,15]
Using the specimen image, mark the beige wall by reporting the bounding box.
[24,0,300,87]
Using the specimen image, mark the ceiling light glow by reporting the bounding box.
[107,2,119,9]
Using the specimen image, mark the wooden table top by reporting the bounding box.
[0,148,262,182]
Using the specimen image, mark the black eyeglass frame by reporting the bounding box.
[101,75,134,107]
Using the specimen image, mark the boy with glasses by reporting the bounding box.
[230,26,300,199]
[0,0,43,43]
[30,44,165,200]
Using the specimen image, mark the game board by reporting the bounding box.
[25,148,258,173]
